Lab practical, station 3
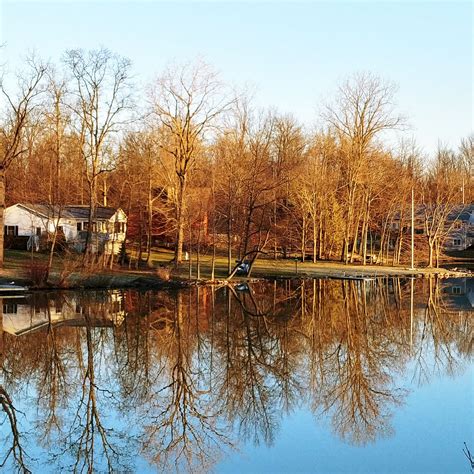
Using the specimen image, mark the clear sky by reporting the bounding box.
[0,1,472,155]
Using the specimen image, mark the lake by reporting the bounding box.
[0,277,473,473]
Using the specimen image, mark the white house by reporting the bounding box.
[3,203,127,254]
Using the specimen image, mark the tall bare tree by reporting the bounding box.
[323,73,405,263]
[0,55,47,267]
[149,60,231,265]
[63,48,133,261]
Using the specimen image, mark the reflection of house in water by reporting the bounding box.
[1,291,126,336]
[441,278,474,311]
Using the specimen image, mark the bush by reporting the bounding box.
[156,265,172,281]
[4,235,29,250]
[27,260,49,287]
[118,242,129,266]
[57,253,83,287]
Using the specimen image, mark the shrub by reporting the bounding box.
[57,253,83,287]
[27,260,49,287]
[156,265,172,281]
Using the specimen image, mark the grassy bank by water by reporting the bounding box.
[0,249,471,290]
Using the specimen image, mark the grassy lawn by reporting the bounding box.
[1,248,467,287]
[143,249,438,280]
[2,250,49,277]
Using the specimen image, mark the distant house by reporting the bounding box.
[3,203,127,254]
[392,203,474,251]
[443,205,474,251]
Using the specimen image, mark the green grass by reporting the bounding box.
[143,249,419,280]
[2,248,466,286]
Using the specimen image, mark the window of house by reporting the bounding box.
[4,225,18,236]
[453,239,461,246]
[452,286,462,295]
[77,222,82,232]
[36,227,41,236]
[114,222,125,233]
[57,226,63,234]
[3,303,17,314]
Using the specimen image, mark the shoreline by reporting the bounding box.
[0,261,471,291]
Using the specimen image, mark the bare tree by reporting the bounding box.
[421,146,465,267]
[149,60,231,265]
[323,72,405,263]
[63,48,133,262]
[0,55,47,267]
[43,70,70,279]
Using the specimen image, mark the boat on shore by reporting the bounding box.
[0,283,29,294]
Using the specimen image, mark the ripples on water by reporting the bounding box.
[0,277,473,473]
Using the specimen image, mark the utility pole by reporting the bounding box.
[411,187,415,270]
[410,276,414,353]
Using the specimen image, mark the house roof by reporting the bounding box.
[17,203,123,221]
[447,204,474,222]
[394,203,474,222]
[64,206,117,220]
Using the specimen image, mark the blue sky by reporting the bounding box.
[0,1,472,155]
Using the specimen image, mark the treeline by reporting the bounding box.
[1,48,472,269]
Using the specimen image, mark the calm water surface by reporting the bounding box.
[0,277,473,473]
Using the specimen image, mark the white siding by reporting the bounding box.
[4,205,56,236]
[4,204,127,254]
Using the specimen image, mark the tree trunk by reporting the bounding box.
[174,176,186,265]
[196,225,201,280]
[362,214,369,266]
[312,213,317,264]
[378,220,388,263]
[136,206,144,269]
[211,184,216,281]
[47,225,59,280]
[350,211,361,263]
[273,197,278,260]
[435,239,440,268]
[84,178,97,265]
[428,239,434,268]
[361,198,370,266]
[0,167,5,268]
[301,214,306,262]
[318,209,324,260]
[146,174,153,265]
[227,205,232,274]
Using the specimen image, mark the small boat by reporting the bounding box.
[235,283,250,292]
[0,282,29,294]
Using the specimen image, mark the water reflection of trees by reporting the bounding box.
[217,285,305,447]
[0,277,472,472]
[305,279,408,444]
[141,291,233,472]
